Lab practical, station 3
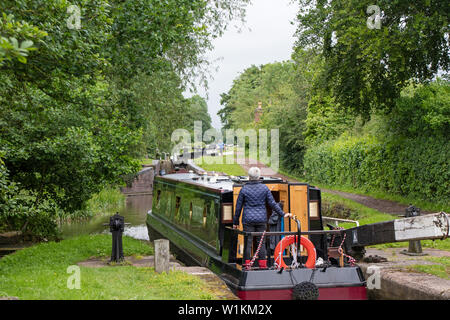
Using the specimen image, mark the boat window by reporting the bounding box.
[309,201,319,219]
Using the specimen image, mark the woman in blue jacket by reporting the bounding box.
[233,167,291,269]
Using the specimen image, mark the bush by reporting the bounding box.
[303,134,450,205]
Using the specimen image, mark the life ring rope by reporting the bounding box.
[274,235,317,269]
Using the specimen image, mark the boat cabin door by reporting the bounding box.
[287,183,309,236]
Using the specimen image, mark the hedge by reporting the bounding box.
[303,134,450,203]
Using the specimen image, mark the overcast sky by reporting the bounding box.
[188,0,298,130]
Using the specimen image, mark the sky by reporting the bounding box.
[188,0,299,130]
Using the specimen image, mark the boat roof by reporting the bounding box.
[158,172,284,191]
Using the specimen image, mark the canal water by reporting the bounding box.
[60,194,152,240]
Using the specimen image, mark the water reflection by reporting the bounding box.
[60,194,152,240]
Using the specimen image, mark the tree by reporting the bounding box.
[217,65,263,129]
[217,51,321,172]
[295,0,449,119]
[102,0,250,154]
[0,0,250,236]
[186,95,212,133]
[107,0,249,83]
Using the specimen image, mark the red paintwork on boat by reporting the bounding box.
[237,286,367,300]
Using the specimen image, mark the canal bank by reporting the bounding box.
[60,193,153,240]
[358,248,450,300]
[0,232,34,258]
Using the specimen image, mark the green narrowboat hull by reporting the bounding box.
[145,173,367,300]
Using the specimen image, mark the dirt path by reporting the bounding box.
[239,159,431,215]
[318,188,432,215]
[358,247,450,300]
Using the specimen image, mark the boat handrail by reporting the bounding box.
[322,216,360,227]
[225,227,344,237]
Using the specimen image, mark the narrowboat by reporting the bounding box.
[146,170,367,300]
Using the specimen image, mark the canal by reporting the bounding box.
[60,194,152,241]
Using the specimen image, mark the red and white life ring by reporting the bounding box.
[274,235,316,269]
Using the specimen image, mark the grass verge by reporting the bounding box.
[406,257,450,279]
[139,158,154,166]
[278,169,449,213]
[0,234,218,300]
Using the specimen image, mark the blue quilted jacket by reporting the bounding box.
[233,181,285,225]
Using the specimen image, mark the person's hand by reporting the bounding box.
[284,213,292,218]
[233,225,238,229]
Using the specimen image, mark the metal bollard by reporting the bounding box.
[401,205,427,256]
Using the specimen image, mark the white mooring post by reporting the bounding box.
[154,239,170,274]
